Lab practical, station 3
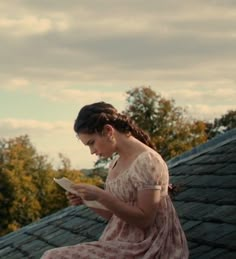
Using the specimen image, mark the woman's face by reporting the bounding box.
[78,132,115,158]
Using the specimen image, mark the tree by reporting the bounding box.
[0,166,15,234]
[206,110,236,139]
[0,135,106,236]
[0,136,41,235]
[30,153,60,217]
[0,136,73,235]
[124,86,207,160]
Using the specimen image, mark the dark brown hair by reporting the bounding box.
[74,102,177,195]
[74,101,156,150]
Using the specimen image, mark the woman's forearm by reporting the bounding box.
[98,191,156,229]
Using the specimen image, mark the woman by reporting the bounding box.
[42,102,189,259]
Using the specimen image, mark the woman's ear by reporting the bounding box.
[102,124,114,136]
[103,124,115,144]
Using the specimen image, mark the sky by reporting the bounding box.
[0,0,236,169]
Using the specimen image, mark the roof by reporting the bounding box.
[168,128,236,259]
[0,128,235,259]
[0,206,107,259]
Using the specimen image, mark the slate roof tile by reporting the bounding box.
[214,230,236,249]
[168,129,236,258]
[202,205,236,224]
[196,248,227,259]
[190,244,214,258]
[0,205,107,258]
[181,220,202,232]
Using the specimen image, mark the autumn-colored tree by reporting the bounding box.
[124,86,207,160]
[0,136,105,236]
[30,153,60,217]
[51,153,84,213]
[94,86,207,167]
[0,136,41,235]
[0,136,71,235]
[0,165,14,235]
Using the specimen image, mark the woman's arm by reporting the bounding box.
[99,188,160,229]
[66,192,113,220]
[73,184,161,230]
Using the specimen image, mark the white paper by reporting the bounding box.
[53,177,109,211]
[82,200,108,210]
[53,177,77,194]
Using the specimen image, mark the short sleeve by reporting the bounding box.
[130,151,166,191]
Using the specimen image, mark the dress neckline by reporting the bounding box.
[106,149,153,183]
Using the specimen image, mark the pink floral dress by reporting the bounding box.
[42,150,189,259]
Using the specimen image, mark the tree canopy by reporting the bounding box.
[206,110,236,139]
[95,86,235,166]
[124,86,207,160]
[0,135,104,236]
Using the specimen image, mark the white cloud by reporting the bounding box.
[38,87,125,104]
[0,118,72,136]
[187,104,236,121]
[4,78,30,91]
[163,83,236,100]
[0,118,94,169]
[0,15,69,36]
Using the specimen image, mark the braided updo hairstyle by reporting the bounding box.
[74,102,156,150]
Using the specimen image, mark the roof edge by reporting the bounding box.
[167,128,236,168]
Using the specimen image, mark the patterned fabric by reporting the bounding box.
[41,150,189,259]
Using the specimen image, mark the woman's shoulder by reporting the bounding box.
[136,148,165,162]
[129,148,167,173]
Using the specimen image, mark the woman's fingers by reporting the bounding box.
[70,183,103,201]
[66,192,76,199]
[71,185,87,197]
[69,197,83,206]
[66,191,84,205]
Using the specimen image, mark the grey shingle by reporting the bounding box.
[169,129,236,258]
[0,206,107,258]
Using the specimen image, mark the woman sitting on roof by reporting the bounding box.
[41,101,189,259]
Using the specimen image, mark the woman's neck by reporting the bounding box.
[115,134,148,160]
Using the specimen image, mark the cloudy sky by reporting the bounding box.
[0,0,235,169]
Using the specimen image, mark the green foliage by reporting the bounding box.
[124,86,207,160]
[0,136,41,235]
[0,135,104,237]
[0,168,14,235]
[94,155,114,169]
[205,110,236,139]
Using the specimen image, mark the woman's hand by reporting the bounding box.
[71,183,104,201]
[66,192,84,206]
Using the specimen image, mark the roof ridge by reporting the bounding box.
[167,128,236,168]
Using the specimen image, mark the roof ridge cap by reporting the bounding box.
[167,128,236,168]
